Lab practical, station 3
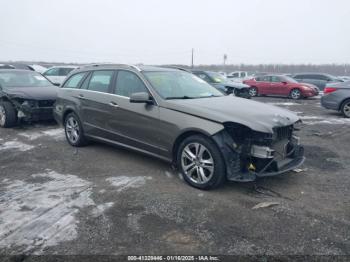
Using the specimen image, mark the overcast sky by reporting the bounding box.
[1,0,349,65]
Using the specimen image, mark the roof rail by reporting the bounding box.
[79,63,141,71]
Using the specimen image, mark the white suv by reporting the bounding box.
[43,66,77,85]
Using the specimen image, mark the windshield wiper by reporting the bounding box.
[166,96,195,100]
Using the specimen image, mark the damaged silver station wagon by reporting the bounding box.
[54,65,305,189]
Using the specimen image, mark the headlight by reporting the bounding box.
[301,86,311,90]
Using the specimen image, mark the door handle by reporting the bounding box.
[78,94,85,98]
[109,101,119,108]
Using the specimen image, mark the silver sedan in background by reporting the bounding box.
[321,81,350,117]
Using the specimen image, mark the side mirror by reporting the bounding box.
[130,92,153,104]
[282,81,288,84]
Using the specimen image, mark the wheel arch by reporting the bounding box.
[338,97,350,111]
[172,129,214,165]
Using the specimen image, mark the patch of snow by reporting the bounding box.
[165,171,173,178]
[90,202,114,218]
[0,140,34,152]
[106,176,152,192]
[303,118,350,125]
[18,132,43,141]
[41,128,65,140]
[268,102,297,106]
[19,128,65,141]
[0,170,112,254]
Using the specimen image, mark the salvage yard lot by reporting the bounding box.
[0,96,349,255]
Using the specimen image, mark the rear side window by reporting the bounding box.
[88,70,114,93]
[63,72,86,88]
[44,68,60,76]
[257,75,270,82]
[59,67,75,76]
[114,70,148,97]
[271,76,281,82]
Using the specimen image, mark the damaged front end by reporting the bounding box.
[8,96,55,122]
[212,122,305,182]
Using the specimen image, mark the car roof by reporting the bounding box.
[71,64,182,74]
[0,69,38,73]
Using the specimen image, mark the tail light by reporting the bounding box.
[324,87,338,94]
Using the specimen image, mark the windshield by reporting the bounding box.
[0,71,53,88]
[207,72,227,83]
[144,71,223,99]
[281,75,299,83]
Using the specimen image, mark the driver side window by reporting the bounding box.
[114,70,148,97]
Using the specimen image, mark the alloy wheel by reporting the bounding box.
[343,102,350,117]
[65,116,80,144]
[249,88,257,97]
[181,142,215,185]
[0,105,6,126]
[291,89,301,99]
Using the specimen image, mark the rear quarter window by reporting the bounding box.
[63,72,87,88]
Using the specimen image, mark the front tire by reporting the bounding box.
[177,135,226,190]
[249,87,258,97]
[340,99,350,118]
[0,101,17,128]
[64,112,88,147]
[290,89,301,99]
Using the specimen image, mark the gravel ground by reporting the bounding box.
[0,95,349,257]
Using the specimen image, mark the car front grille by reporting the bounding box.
[38,100,55,107]
[273,125,293,141]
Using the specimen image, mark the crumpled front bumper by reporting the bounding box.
[212,129,305,182]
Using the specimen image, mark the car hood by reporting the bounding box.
[164,96,299,134]
[3,86,58,100]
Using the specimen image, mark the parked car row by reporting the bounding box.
[0,64,349,190]
[0,64,306,190]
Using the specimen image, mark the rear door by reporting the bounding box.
[270,76,285,95]
[256,75,271,94]
[108,70,163,155]
[78,70,116,137]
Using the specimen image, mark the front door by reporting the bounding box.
[107,70,163,155]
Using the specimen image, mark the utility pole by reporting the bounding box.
[223,54,227,66]
[191,48,194,69]
[223,54,227,72]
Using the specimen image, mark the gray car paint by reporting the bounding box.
[321,81,350,111]
[54,65,300,163]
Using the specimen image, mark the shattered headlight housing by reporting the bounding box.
[22,100,37,108]
[293,120,303,131]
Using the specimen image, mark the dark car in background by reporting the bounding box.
[0,70,58,127]
[54,64,304,190]
[0,63,35,71]
[292,73,343,91]
[243,75,319,99]
[321,81,350,118]
[191,70,251,98]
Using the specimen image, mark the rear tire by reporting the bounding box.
[340,99,350,118]
[177,135,226,190]
[290,89,301,99]
[64,112,88,147]
[0,101,17,128]
[249,87,258,97]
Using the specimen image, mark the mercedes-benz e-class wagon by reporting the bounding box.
[54,64,305,189]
